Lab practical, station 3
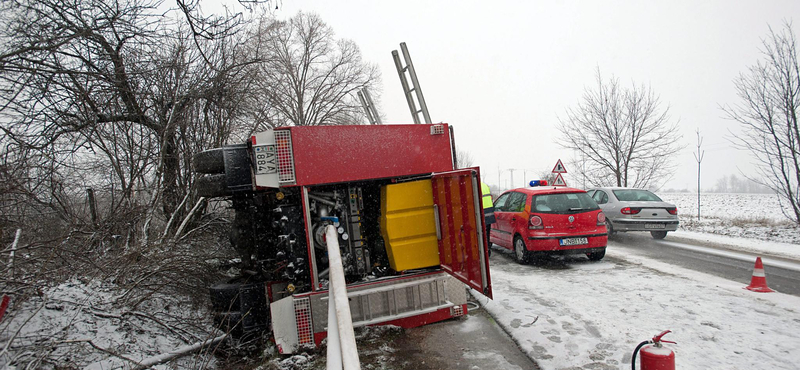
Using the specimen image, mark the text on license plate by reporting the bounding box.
[644,224,665,229]
[559,237,588,246]
[253,145,278,175]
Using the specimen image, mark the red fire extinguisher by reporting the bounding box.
[632,330,676,370]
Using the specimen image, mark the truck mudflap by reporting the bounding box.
[271,271,468,354]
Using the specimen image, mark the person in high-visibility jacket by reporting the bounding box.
[481,182,495,256]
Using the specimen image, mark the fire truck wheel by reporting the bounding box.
[587,248,606,261]
[196,174,229,198]
[513,236,530,264]
[650,231,668,239]
[209,282,243,311]
[193,148,225,174]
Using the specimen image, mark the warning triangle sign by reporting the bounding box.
[552,159,567,174]
[553,173,567,187]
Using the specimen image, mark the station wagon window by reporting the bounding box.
[592,190,609,204]
[531,192,599,214]
[612,189,662,202]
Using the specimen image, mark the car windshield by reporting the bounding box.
[531,192,599,214]
[612,189,663,202]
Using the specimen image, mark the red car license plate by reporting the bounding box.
[645,224,665,229]
[559,237,588,246]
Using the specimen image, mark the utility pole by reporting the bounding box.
[693,128,705,221]
[497,165,501,190]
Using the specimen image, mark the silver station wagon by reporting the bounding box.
[586,187,679,239]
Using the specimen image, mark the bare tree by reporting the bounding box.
[455,147,474,168]
[558,68,683,189]
[246,12,381,128]
[723,22,800,224]
[0,0,258,242]
[694,129,705,220]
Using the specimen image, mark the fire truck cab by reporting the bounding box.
[194,123,492,353]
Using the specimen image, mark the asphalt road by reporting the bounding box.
[606,232,800,296]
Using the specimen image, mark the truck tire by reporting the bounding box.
[209,280,269,336]
[193,148,225,174]
[209,282,243,311]
[196,174,229,198]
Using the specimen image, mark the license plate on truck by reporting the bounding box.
[253,144,278,175]
[645,224,665,229]
[559,237,588,246]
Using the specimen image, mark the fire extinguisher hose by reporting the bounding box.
[631,340,651,370]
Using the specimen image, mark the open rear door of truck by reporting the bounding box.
[431,168,492,299]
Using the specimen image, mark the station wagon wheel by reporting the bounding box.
[606,220,615,235]
[650,231,668,239]
[514,236,530,264]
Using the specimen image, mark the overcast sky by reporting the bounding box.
[258,1,800,190]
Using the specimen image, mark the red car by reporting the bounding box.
[489,185,608,263]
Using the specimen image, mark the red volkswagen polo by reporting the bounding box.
[489,184,608,263]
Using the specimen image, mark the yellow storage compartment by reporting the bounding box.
[380,179,440,271]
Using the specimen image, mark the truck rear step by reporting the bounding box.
[271,271,467,354]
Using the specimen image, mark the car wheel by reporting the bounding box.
[193,148,225,174]
[513,236,530,264]
[606,220,616,235]
[587,248,606,261]
[650,231,668,239]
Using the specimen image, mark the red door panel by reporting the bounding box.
[431,169,492,299]
[492,211,512,248]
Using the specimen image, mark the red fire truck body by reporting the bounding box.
[195,123,492,353]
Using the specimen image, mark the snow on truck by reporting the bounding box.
[193,123,493,353]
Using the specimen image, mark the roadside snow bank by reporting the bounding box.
[671,230,800,260]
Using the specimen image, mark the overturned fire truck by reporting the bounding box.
[194,123,492,353]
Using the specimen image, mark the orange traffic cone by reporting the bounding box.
[745,257,774,293]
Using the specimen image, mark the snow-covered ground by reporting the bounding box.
[473,194,800,370]
[2,194,798,369]
[0,279,219,369]
[476,244,800,370]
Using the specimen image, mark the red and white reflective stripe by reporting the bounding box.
[752,268,766,277]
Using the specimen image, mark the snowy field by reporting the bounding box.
[660,193,788,223]
[659,193,800,245]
